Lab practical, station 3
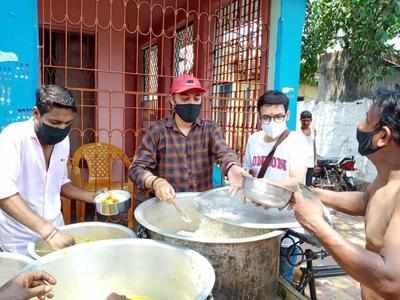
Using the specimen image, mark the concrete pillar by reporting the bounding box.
[0,0,39,129]
[268,0,306,130]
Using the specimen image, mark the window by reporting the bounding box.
[174,25,194,76]
[143,45,158,102]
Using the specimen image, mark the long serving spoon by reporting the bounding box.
[155,196,192,223]
[171,202,193,223]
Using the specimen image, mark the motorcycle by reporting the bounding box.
[312,156,357,191]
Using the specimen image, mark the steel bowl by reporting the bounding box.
[24,239,215,300]
[0,252,33,286]
[27,222,135,259]
[243,176,295,209]
[94,190,131,216]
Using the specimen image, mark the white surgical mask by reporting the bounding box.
[262,120,287,139]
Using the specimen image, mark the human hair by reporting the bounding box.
[374,86,400,145]
[300,110,312,120]
[35,85,77,115]
[257,90,289,113]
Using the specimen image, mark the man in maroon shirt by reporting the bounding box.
[129,74,247,203]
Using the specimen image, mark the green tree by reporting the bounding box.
[301,0,400,99]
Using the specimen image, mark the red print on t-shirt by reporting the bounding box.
[252,156,287,171]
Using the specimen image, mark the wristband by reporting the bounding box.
[152,177,164,190]
[150,176,159,190]
[45,228,58,242]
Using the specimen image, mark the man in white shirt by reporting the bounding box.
[298,110,317,186]
[243,90,310,281]
[244,91,308,182]
[0,85,97,254]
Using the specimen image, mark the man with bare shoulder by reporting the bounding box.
[292,87,400,300]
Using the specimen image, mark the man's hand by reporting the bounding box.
[227,165,250,193]
[86,191,97,203]
[92,188,109,202]
[46,230,75,250]
[153,178,176,203]
[0,271,56,300]
[291,189,327,233]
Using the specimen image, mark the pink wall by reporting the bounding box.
[97,29,125,148]
[40,0,127,151]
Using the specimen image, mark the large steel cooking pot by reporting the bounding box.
[24,239,215,300]
[0,252,33,286]
[135,191,284,300]
[27,222,135,259]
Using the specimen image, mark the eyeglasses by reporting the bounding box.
[260,114,286,123]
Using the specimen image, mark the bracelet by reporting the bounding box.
[151,177,164,190]
[144,175,156,190]
[150,176,159,190]
[45,228,58,242]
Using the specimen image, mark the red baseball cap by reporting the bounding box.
[170,74,207,95]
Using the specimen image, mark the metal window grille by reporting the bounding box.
[142,45,159,130]
[38,0,269,169]
[212,0,265,158]
[174,25,194,76]
[143,45,158,102]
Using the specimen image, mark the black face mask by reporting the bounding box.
[356,128,381,156]
[35,122,71,145]
[175,104,201,123]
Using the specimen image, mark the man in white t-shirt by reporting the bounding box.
[243,90,310,281]
[0,85,97,254]
[244,91,308,182]
[298,110,317,186]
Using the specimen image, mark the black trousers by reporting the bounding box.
[306,168,314,186]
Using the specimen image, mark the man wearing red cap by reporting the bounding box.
[129,74,246,203]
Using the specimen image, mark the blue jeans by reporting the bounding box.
[280,245,301,281]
